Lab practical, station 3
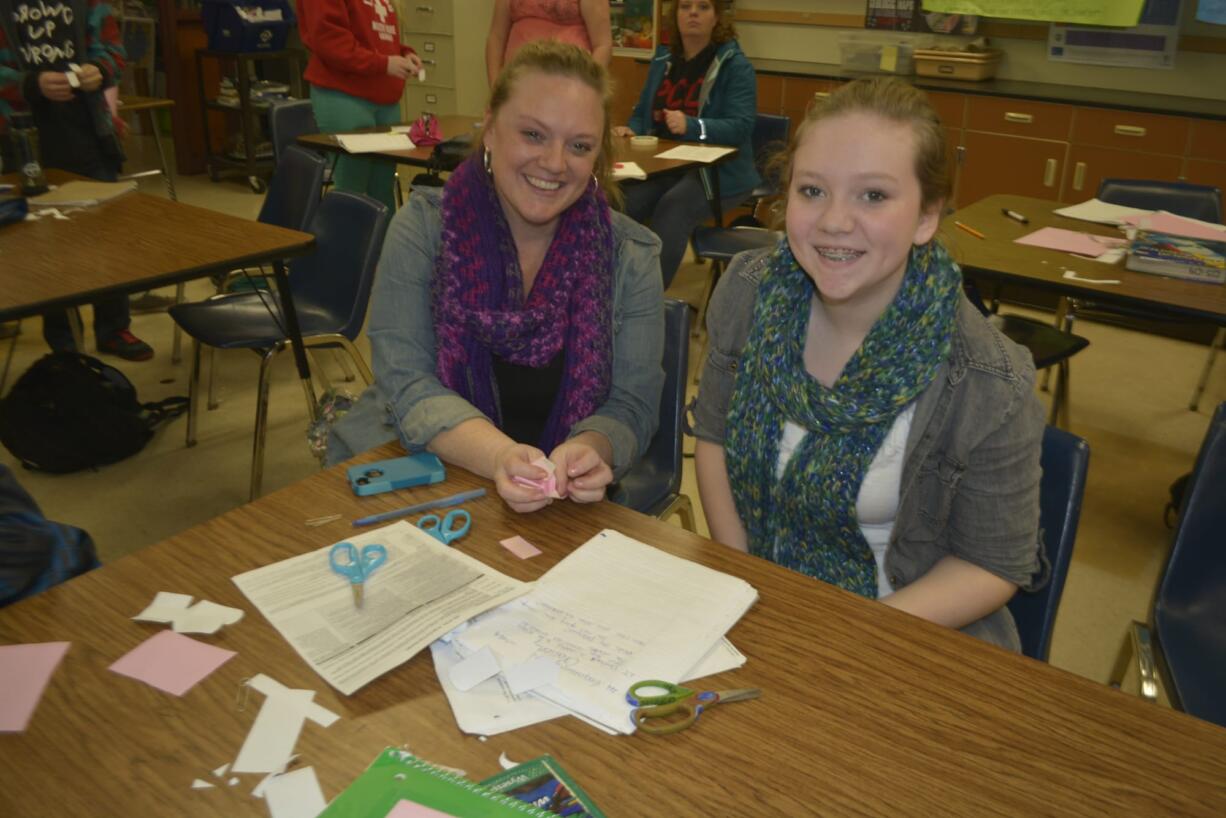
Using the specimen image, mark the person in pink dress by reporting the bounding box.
[486,0,612,87]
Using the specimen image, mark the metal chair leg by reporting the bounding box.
[654,493,697,533]
[1190,326,1224,411]
[249,347,279,501]
[1108,621,1159,703]
[207,347,221,410]
[334,349,356,382]
[0,320,21,396]
[1047,360,1071,429]
[171,283,186,365]
[186,339,202,447]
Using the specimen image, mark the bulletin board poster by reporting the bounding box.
[866,1,978,33]
[612,0,656,53]
[1048,0,1181,69]
[919,0,1145,27]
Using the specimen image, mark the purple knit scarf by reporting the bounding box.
[432,154,614,452]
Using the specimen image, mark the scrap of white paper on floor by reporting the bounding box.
[263,766,327,818]
[1053,198,1150,225]
[336,133,415,153]
[452,529,758,734]
[431,636,745,736]
[232,521,531,694]
[653,144,736,162]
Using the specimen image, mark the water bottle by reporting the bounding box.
[9,112,49,196]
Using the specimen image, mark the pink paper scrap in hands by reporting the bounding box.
[511,456,564,499]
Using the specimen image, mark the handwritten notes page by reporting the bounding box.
[454,529,758,733]
[232,521,530,695]
[653,145,736,163]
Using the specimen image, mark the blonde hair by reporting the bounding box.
[666,0,737,56]
[484,40,619,205]
[768,77,950,225]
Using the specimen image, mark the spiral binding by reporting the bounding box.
[385,749,553,816]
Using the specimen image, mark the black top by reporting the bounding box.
[651,43,718,137]
[492,349,565,447]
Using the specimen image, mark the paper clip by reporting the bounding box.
[306,514,342,527]
[236,677,252,712]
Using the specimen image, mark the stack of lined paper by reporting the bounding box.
[434,529,758,734]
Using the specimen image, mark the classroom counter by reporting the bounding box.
[748,58,1226,121]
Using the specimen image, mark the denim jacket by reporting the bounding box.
[690,247,1047,650]
[327,186,665,478]
[626,41,760,200]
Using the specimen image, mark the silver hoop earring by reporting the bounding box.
[483,147,492,175]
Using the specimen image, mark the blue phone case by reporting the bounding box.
[347,453,446,496]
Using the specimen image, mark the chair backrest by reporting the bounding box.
[600,299,689,515]
[1007,425,1090,661]
[290,190,391,339]
[1096,178,1223,224]
[268,99,320,165]
[752,113,791,188]
[258,145,327,232]
[1151,402,1226,726]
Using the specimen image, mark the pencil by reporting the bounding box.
[955,221,985,240]
[352,488,487,527]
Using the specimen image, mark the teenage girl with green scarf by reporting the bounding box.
[690,78,1048,650]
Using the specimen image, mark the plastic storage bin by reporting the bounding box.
[914,48,1003,82]
[202,0,295,52]
[838,33,914,75]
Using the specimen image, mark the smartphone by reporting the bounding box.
[347,453,446,496]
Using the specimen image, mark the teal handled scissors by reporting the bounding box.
[416,508,471,545]
[328,541,387,608]
[626,680,761,735]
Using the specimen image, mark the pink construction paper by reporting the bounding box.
[386,800,460,818]
[511,456,564,499]
[108,630,236,696]
[0,642,70,732]
[1015,226,1125,257]
[1124,211,1226,242]
[500,535,543,560]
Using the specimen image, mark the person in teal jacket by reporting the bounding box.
[613,0,759,287]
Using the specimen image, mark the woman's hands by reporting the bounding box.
[612,125,635,137]
[387,52,424,79]
[492,437,614,512]
[662,109,688,136]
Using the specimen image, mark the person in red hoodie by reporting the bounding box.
[299,0,422,209]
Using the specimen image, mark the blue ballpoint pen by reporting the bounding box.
[352,488,487,527]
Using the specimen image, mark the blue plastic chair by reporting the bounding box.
[1109,402,1226,729]
[608,299,696,530]
[1007,426,1090,662]
[735,112,791,226]
[1064,178,1224,411]
[170,191,391,500]
[268,99,320,165]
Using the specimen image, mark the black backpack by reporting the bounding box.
[0,352,188,473]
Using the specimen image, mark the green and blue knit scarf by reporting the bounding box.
[725,238,961,597]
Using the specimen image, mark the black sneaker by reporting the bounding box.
[98,329,154,361]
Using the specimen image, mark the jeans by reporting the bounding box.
[622,170,747,288]
[310,86,402,211]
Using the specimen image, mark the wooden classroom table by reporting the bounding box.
[0,169,319,397]
[947,193,1226,325]
[2,442,1225,816]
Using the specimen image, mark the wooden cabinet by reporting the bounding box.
[1184,119,1226,193]
[779,77,839,138]
[609,55,650,127]
[959,96,1072,205]
[1060,106,1190,201]
[398,0,492,120]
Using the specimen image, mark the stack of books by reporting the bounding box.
[1126,229,1226,284]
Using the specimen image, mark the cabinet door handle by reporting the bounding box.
[1073,161,1086,191]
[956,145,965,167]
[415,5,434,11]
[1043,158,1057,187]
[1004,112,1034,124]
[422,58,437,66]
[814,91,830,100]
[1113,124,1147,137]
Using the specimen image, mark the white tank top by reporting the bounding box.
[775,403,915,598]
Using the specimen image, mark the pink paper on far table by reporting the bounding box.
[1014,226,1125,257]
[109,629,236,696]
[1124,211,1226,242]
[0,641,70,732]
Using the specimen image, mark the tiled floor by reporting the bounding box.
[4,134,1223,694]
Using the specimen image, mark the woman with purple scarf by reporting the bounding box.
[328,41,665,513]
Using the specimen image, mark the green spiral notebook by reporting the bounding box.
[320,748,553,818]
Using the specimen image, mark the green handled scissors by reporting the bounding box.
[626,680,762,735]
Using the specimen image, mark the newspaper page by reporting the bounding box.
[233,521,530,695]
